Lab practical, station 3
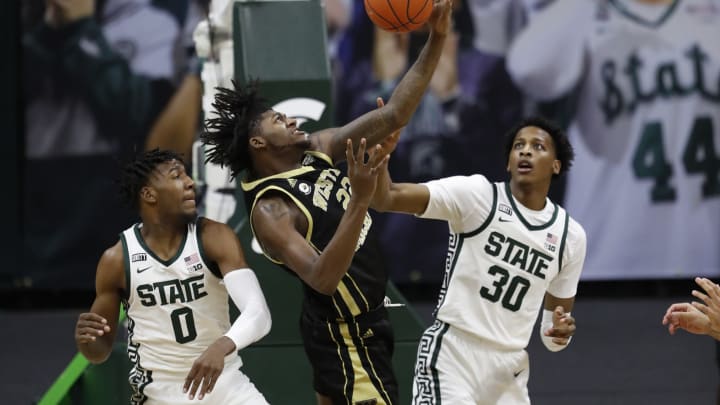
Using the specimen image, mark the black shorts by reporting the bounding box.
[300,307,398,405]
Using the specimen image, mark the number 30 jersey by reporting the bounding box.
[420,175,586,351]
[121,219,231,376]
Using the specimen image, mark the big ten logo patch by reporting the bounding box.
[184,253,203,272]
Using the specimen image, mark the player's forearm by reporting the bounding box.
[310,199,370,295]
[375,182,429,215]
[507,0,592,100]
[388,30,447,127]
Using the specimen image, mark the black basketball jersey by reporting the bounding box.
[241,151,388,320]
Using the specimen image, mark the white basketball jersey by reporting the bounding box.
[420,175,586,351]
[508,0,720,279]
[121,220,233,381]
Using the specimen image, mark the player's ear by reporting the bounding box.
[553,160,561,175]
[140,186,157,204]
[249,135,266,149]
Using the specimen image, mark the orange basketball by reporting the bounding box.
[364,0,433,33]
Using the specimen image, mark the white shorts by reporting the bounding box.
[132,356,268,405]
[412,320,530,405]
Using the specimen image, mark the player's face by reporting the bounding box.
[253,109,310,151]
[150,160,196,221]
[507,126,560,184]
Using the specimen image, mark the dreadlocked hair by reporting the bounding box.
[201,79,268,179]
[119,148,184,210]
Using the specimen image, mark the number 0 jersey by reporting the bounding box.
[241,151,388,320]
[121,219,232,376]
[420,175,586,351]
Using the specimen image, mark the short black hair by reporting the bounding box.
[503,116,574,177]
[200,80,268,179]
[119,148,184,210]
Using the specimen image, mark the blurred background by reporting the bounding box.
[2,0,719,403]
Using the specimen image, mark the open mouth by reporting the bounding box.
[518,161,533,174]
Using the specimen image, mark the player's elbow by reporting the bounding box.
[255,305,272,339]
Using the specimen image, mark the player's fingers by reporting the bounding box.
[692,290,710,304]
[692,301,709,314]
[376,97,385,108]
[355,138,367,165]
[373,154,390,172]
[184,367,198,393]
[200,372,221,399]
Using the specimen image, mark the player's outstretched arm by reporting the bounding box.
[311,0,453,162]
[75,242,124,364]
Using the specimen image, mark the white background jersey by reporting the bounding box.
[508,0,720,279]
[420,175,586,351]
[122,221,232,379]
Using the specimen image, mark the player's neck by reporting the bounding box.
[251,153,304,180]
[139,218,188,260]
[508,181,549,211]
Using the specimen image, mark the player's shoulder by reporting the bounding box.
[197,216,234,238]
[101,240,125,265]
[426,173,492,190]
[565,213,587,245]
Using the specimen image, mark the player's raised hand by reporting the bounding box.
[544,306,575,345]
[75,312,111,344]
[428,0,452,36]
[346,138,389,207]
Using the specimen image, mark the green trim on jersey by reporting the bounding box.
[557,212,570,272]
[133,224,188,267]
[196,218,222,279]
[240,166,315,191]
[609,0,679,27]
[305,150,334,166]
[504,182,558,231]
[464,183,498,238]
[120,233,131,300]
[246,185,315,264]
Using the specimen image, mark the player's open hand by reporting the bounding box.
[662,302,710,336]
[691,277,720,336]
[346,138,389,207]
[428,0,452,37]
[544,306,575,345]
[75,312,111,344]
[184,341,227,400]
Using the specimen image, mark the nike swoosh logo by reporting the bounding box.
[513,370,523,378]
[137,266,152,274]
[499,217,513,222]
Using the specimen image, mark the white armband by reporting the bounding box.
[540,309,572,352]
[223,269,272,351]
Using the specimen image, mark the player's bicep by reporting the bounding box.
[198,218,249,276]
[252,198,319,281]
[90,244,126,343]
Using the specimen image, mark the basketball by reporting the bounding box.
[364,0,433,33]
